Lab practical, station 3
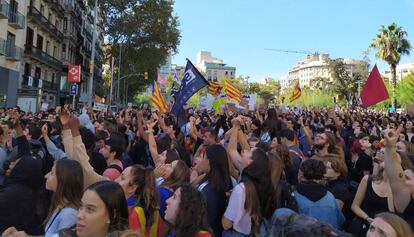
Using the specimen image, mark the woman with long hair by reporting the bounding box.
[116,165,162,237]
[325,158,351,210]
[367,212,413,237]
[222,148,272,236]
[194,144,232,237]
[261,108,282,141]
[2,159,84,237]
[157,160,190,222]
[164,184,212,237]
[3,181,129,237]
[350,150,395,236]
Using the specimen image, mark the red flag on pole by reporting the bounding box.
[359,64,389,108]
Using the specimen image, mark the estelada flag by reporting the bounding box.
[359,64,389,108]
[208,81,222,97]
[289,80,301,102]
[224,79,242,103]
[151,81,169,113]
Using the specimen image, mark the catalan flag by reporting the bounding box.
[224,79,242,103]
[151,81,169,113]
[208,81,222,97]
[289,80,302,102]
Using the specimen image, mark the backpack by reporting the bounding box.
[107,163,123,174]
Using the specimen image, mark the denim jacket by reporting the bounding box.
[294,190,345,229]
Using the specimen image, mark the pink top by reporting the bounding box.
[103,159,123,181]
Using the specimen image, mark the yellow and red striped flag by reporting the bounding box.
[224,79,242,103]
[151,81,169,113]
[289,80,302,102]
[208,81,222,97]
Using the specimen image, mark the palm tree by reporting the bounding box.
[370,22,411,108]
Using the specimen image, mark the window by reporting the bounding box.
[230,71,233,75]
[40,4,44,15]
[53,46,57,58]
[225,71,228,75]
[46,41,50,54]
[36,34,43,49]
[48,13,52,22]
[63,18,68,31]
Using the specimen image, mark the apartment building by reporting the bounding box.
[0,0,103,111]
[196,51,236,82]
[0,0,25,107]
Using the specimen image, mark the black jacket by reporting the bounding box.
[0,136,43,234]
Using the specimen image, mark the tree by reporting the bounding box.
[102,0,181,102]
[247,79,280,105]
[397,71,414,106]
[370,22,411,108]
[312,58,368,106]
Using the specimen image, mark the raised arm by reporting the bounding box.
[146,120,162,167]
[42,124,66,160]
[383,125,412,212]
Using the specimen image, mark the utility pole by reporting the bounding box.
[87,0,98,107]
[117,44,122,103]
[109,56,114,106]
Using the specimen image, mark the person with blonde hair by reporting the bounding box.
[367,212,413,237]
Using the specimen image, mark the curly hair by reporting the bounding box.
[300,159,326,181]
[173,184,210,237]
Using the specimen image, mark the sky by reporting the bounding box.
[171,0,414,83]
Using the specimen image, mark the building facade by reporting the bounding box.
[0,0,26,107]
[281,53,363,92]
[383,61,414,82]
[196,51,236,81]
[0,0,103,111]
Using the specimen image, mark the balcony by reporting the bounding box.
[63,28,77,41]
[82,25,93,41]
[8,10,25,29]
[0,0,9,19]
[22,75,58,91]
[5,43,23,61]
[51,0,65,16]
[24,44,62,69]
[27,5,64,41]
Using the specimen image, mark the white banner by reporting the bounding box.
[93,103,108,112]
[239,94,257,111]
[199,94,215,110]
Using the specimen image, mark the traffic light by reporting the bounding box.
[144,72,148,80]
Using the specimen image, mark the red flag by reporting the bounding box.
[359,64,389,108]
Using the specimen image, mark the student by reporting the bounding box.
[367,212,413,237]
[2,159,84,237]
[100,133,126,181]
[60,181,129,237]
[116,165,163,237]
[222,148,272,236]
[194,144,232,237]
[351,151,394,236]
[157,160,190,222]
[0,116,43,235]
[295,159,345,229]
[164,184,212,237]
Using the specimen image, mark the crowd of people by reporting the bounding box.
[0,104,413,237]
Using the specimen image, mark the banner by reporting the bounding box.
[93,103,108,112]
[170,59,209,127]
[199,94,215,110]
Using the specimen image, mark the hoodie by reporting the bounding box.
[0,136,43,234]
[296,181,327,202]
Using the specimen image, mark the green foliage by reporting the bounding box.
[103,0,181,102]
[370,22,412,106]
[133,92,153,106]
[282,87,335,107]
[397,72,414,106]
[248,79,281,105]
